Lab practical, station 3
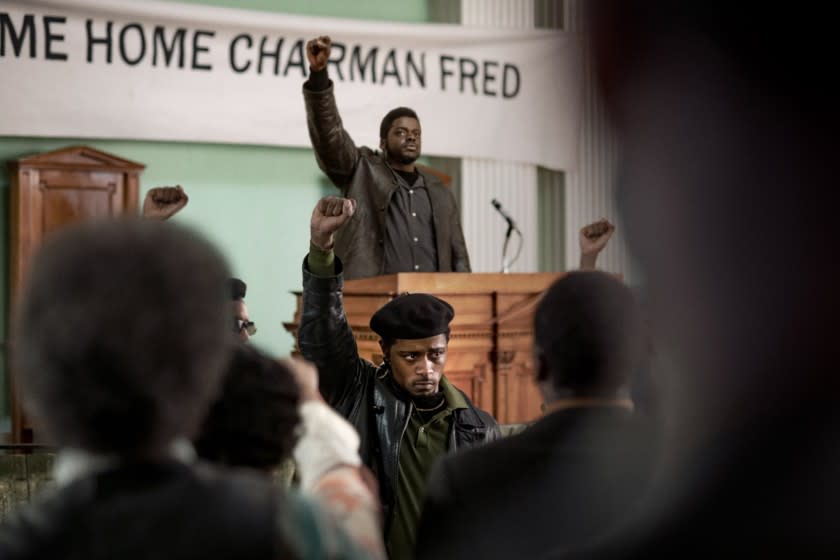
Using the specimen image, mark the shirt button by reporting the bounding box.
[414,265,420,270]
[409,189,414,194]
[413,237,418,242]
[412,212,417,217]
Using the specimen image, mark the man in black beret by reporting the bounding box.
[298,196,499,559]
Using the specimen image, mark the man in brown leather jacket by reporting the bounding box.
[303,35,471,280]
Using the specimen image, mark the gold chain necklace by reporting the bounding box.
[414,399,446,412]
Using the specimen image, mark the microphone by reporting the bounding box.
[491,199,517,230]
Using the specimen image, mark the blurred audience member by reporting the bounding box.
[194,344,386,559]
[557,1,840,556]
[194,343,299,477]
[415,272,653,559]
[0,219,378,560]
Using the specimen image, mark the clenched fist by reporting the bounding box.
[310,196,356,250]
[579,218,615,269]
[142,186,189,221]
[306,36,332,72]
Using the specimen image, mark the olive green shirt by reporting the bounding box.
[386,378,468,560]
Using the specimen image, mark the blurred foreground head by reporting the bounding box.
[534,271,644,402]
[13,219,231,457]
[583,0,840,550]
[195,343,301,471]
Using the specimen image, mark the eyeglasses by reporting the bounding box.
[234,319,257,336]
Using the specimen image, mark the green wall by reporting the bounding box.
[0,0,431,434]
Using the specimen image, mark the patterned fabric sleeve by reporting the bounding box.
[287,400,386,560]
[278,488,383,560]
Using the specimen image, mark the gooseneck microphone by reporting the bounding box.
[491,198,518,231]
[490,198,523,273]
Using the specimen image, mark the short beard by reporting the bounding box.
[384,148,419,166]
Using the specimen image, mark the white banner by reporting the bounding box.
[0,0,582,170]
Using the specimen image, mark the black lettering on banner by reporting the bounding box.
[229,33,252,73]
[284,38,306,77]
[192,29,214,71]
[350,45,377,83]
[119,23,146,66]
[439,54,455,91]
[258,35,283,75]
[43,15,67,60]
[406,50,425,88]
[502,63,520,98]
[152,26,186,68]
[86,19,112,63]
[0,13,36,58]
[381,48,401,86]
[482,60,498,96]
[459,57,478,94]
[328,41,345,81]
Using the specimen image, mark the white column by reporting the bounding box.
[460,0,539,273]
[460,160,538,273]
[563,0,630,277]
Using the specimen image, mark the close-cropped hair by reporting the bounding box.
[228,277,247,301]
[534,271,645,396]
[13,218,232,454]
[195,344,301,470]
[379,107,419,140]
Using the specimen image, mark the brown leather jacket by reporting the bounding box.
[303,84,471,280]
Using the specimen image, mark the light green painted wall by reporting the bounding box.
[0,0,430,433]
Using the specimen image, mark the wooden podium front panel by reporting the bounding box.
[285,271,564,425]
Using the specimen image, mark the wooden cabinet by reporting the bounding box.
[284,271,564,424]
[7,146,144,443]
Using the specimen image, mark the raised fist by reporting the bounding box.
[580,219,615,255]
[579,218,615,269]
[142,186,189,221]
[306,36,332,72]
[310,196,356,250]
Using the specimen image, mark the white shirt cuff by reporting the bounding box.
[292,400,362,489]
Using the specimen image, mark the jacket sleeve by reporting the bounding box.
[298,256,371,413]
[448,189,472,272]
[303,83,360,194]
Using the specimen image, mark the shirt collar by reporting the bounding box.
[440,376,469,411]
[53,438,196,487]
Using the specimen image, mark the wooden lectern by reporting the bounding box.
[284,271,564,424]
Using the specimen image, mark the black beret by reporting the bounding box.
[370,293,454,340]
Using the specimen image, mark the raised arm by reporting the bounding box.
[579,218,615,270]
[298,197,371,411]
[303,36,360,192]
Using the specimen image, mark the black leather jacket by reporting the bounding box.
[298,257,499,529]
[303,83,471,280]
